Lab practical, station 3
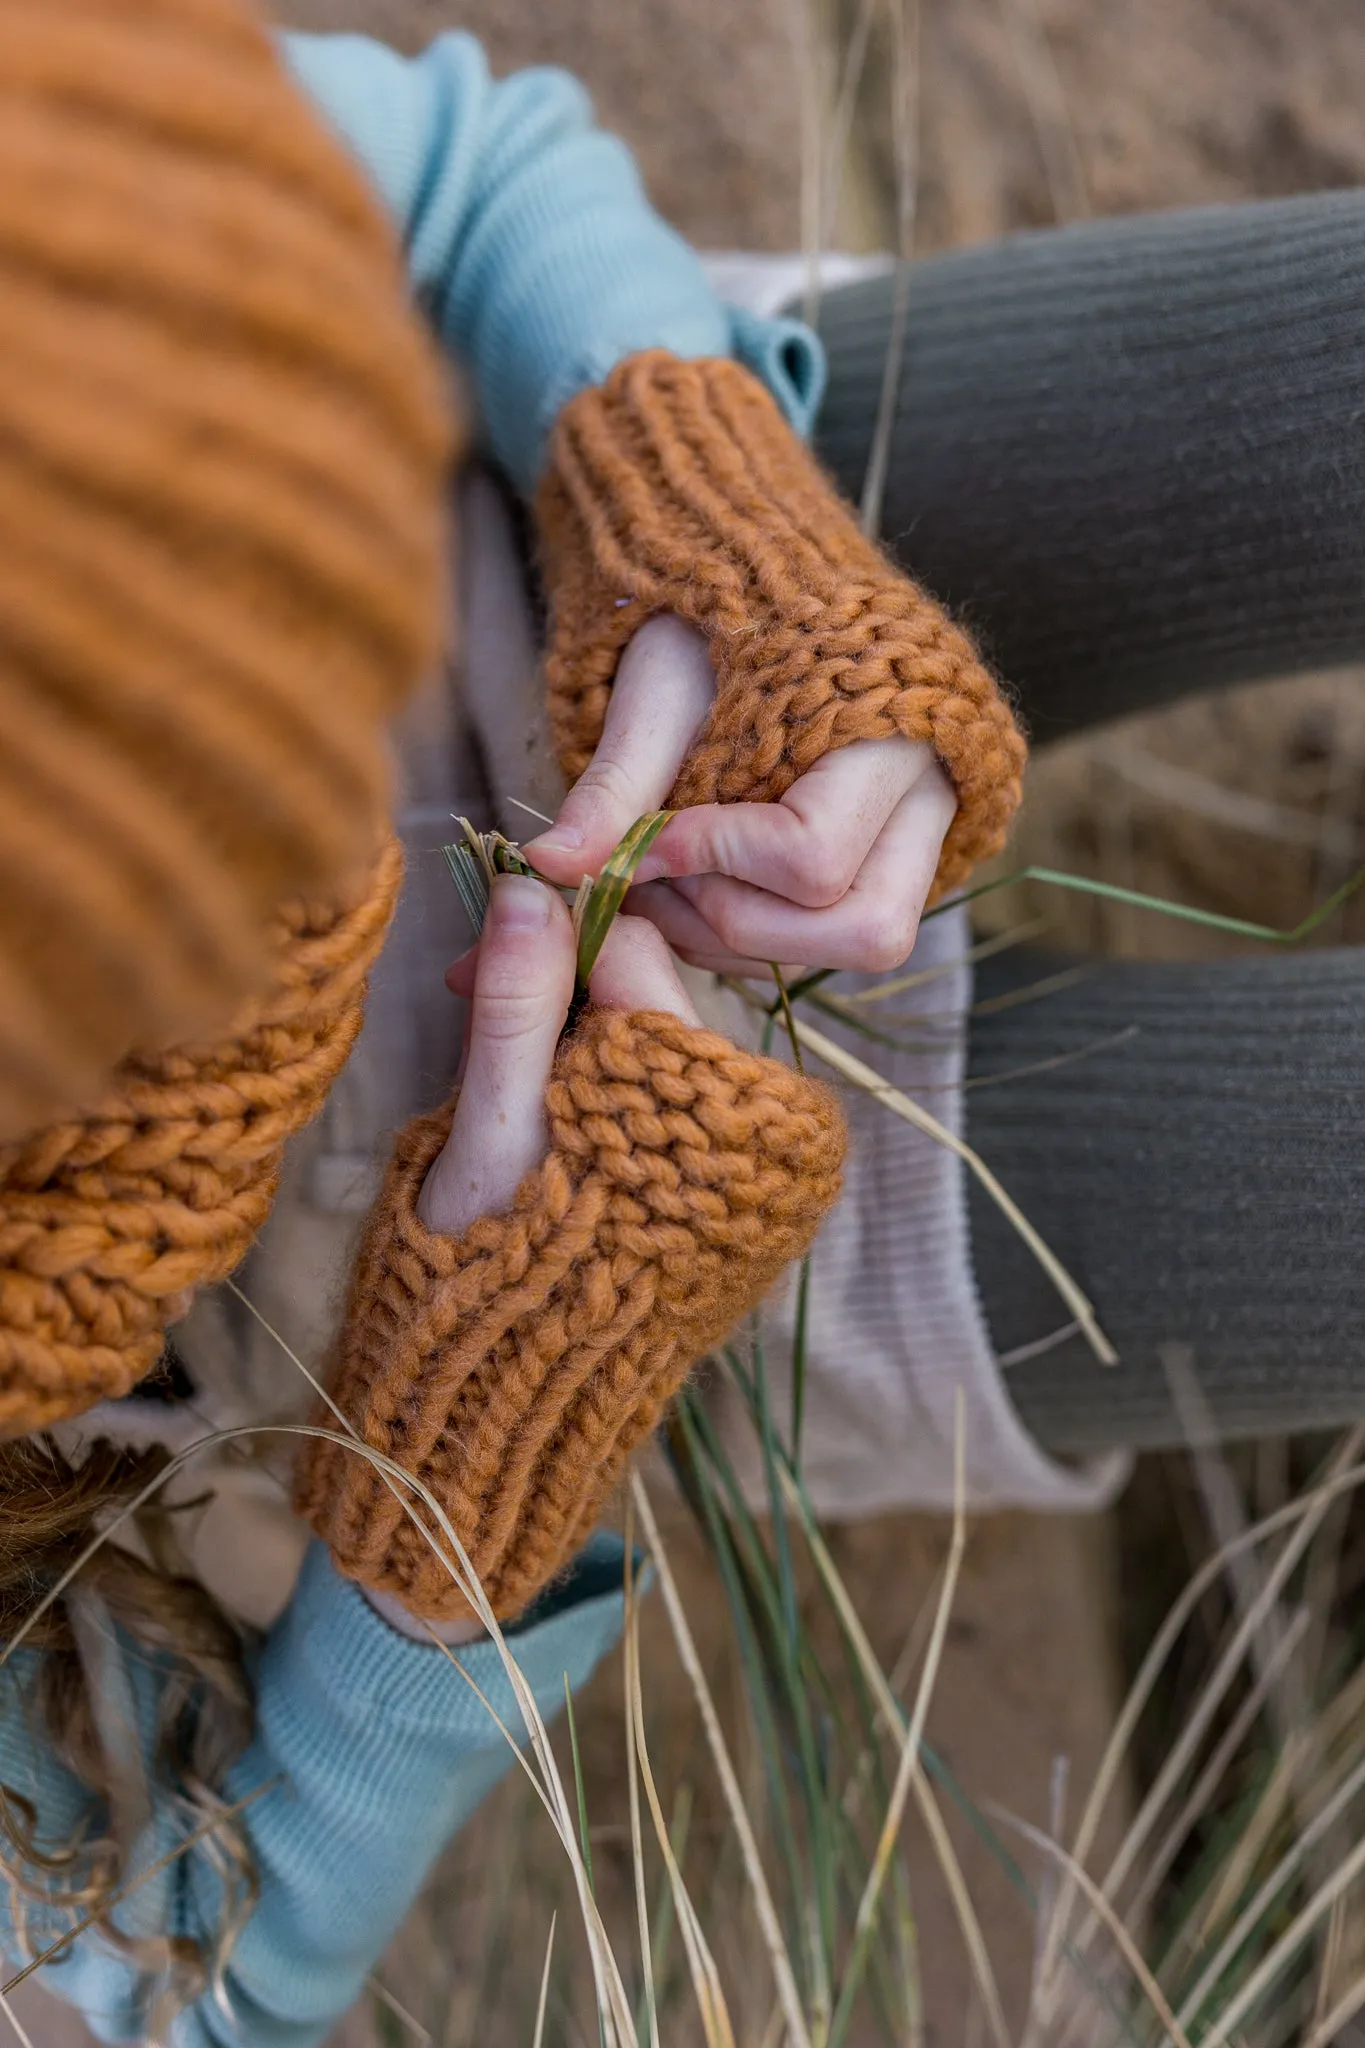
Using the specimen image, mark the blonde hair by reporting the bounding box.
[0,1435,258,2036]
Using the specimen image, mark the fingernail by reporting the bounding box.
[524,822,584,856]
[490,873,552,931]
[630,853,667,885]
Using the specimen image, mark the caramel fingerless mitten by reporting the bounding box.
[298,1009,845,1621]
[0,840,402,1436]
[537,350,1026,897]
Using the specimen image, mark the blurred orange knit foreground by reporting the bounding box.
[0,0,454,1144]
[0,841,403,1437]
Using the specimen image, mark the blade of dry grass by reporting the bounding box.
[367,1978,433,2045]
[0,1991,36,2048]
[820,0,879,244]
[1162,1348,1345,1935]
[1172,1745,1365,2036]
[1093,739,1360,859]
[622,1534,736,2048]
[1194,1826,1365,2048]
[827,1402,967,2048]
[631,1474,813,2048]
[858,0,919,538]
[768,1460,1010,2047]
[1032,1428,1365,2026]
[1127,1604,1311,1938]
[1303,1965,1365,2048]
[995,1812,1194,2048]
[1180,1657,1365,1975]
[995,0,1089,219]
[531,1914,557,2048]
[623,1531,662,2048]
[728,984,1115,1365]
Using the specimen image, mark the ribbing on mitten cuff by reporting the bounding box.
[536,350,1026,899]
[296,1007,846,1622]
[0,837,403,1437]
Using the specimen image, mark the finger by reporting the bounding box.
[444,941,479,998]
[631,736,933,905]
[625,880,808,979]
[418,875,575,1235]
[587,910,704,1024]
[668,761,956,972]
[523,615,715,883]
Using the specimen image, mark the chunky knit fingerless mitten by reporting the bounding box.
[537,350,1025,898]
[0,841,402,1437]
[298,1009,845,1621]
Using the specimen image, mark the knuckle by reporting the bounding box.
[858,906,918,972]
[576,751,643,815]
[702,896,751,955]
[786,839,854,907]
[473,981,556,1042]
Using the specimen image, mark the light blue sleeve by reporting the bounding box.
[281,31,825,493]
[0,1539,625,2047]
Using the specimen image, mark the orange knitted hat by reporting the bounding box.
[0,0,456,1145]
[538,351,1026,899]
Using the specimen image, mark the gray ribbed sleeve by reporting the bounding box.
[965,946,1365,1452]
[804,190,1365,739]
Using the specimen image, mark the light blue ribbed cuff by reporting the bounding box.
[727,305,827,440]
[282,1534,628,1729]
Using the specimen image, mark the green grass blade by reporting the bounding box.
[769,965,805,1074]
[791,1258,812,1473]
[780,861,1365,1015]
[575,812,672,989]
[927,861,1365,942]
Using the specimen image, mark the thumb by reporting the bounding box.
[418,875,575,1236]
[524,614,715,884]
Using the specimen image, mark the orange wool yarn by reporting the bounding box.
[0,839,403,1438]
[0,0,454,1144]
[298,1008,846,1620]
[538,350,1026,899]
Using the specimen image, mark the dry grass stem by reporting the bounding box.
[630,1474,812,2048]
[731,988,1116,1365]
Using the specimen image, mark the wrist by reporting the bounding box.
[363,1584,489,1647]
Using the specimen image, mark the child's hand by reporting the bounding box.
[524,616,957,976]
[420,872,702,1236]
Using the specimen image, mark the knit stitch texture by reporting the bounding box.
[537,350,1025,897]
[0,0,453,1144]
[298,1008,845,1619]
[0,840,402,1437]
